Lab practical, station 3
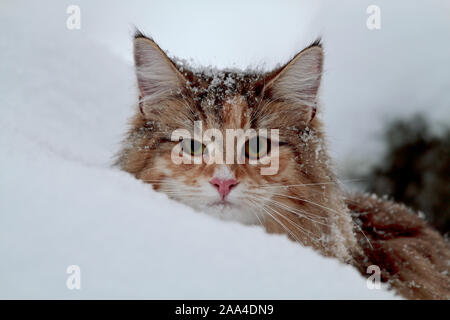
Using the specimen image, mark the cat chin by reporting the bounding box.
[197,202,262,226]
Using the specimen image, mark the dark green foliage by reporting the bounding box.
[366,115,450,234]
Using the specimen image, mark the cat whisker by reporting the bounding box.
[259,180,362,189]
[251,194,328,226]
[269,193,344,216]
[245,191,327,221]
[270,201,328,225]
[245,199,264,226]
[246,193,322,244]
[263,202,321,245]
[160,189,199,195]
[249,199,303,244]
[259,181,368,207]
[269,192,373,249]
[158,188,201,197]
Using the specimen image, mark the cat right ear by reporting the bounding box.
[257,41,323,127]
[266,41,323,107]
[133,33,185,114]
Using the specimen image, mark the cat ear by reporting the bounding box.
[133,34,185,110]
[262,41,323,123]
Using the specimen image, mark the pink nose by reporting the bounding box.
[209,178,238,200]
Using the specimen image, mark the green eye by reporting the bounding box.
[244,136,271,160]
[181,139,206,157]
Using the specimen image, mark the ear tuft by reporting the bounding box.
[306,38,322,50]
[133,28,149,40]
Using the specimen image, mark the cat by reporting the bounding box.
[116,31,450,300]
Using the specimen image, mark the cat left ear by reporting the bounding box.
[264,41,323,121]
[133,33,185,111]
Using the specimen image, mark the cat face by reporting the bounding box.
[117,33,356,259]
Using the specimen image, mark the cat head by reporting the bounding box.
[117,32,356,259]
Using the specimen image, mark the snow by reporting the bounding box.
[3,0,447,299]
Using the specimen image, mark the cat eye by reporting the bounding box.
[244,136,271,160]
[181,139,206,157]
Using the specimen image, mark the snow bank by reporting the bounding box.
[0,1,401,299]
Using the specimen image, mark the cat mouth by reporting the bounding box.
[209,200,235,208]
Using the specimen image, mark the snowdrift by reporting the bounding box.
[0,2,398,299]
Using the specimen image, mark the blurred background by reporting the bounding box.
[2,0,449,233]
[363,115,449,234]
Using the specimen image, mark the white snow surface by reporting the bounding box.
[3,0,448,299]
